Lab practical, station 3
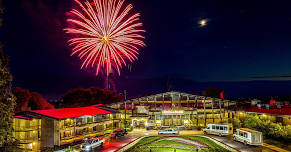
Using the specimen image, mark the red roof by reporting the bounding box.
[245,106,291,116]
[31,106,111,119]
[14,115,31,120]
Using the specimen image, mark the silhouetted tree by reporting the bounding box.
[202,88,223,124]
[139,93,153,97]
[0,0,17,148]
[12,87,31,112]
[62,87,124,108]
[13,87,54,112]
[190,91,200,95]
[29,92,54,110]
[202,88,221,97]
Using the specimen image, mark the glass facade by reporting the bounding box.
[59,113,120,145]
[110,91,235,130]
[13,117,41,151]
[13,110,121,151]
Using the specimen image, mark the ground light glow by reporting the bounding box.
[65,0,146,76]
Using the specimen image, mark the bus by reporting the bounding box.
[203,123,233,136]
[233,128,263,145]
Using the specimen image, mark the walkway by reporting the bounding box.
[263,143,290,152]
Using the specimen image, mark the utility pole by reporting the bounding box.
[124,90,127,129]
[124,90,127,100]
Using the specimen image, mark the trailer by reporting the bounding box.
[233,128,263,146]
[203,123,233,136]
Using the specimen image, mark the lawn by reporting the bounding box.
[126,136,231,152]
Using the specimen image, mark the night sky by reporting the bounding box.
[2,0,291,99]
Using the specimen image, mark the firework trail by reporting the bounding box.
[65,0,145,76]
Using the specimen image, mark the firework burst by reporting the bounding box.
[65,0,145,76]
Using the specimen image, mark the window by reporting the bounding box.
[220,126,223,130]
[224,127,227,130]
[93,126,97,131]
[244,133,248,138]
[216,126,219,130]
[212,125,215,129]
[239,131,244,136]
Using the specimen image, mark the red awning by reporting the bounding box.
[31,106,111,119]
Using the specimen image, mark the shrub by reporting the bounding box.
[242,114,291,139]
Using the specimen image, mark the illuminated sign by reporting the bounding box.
[137,106,148,114]
[162,110,184,115]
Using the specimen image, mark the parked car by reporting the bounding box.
[158,129,179,135]
[233,128,263,146]
[203,123,233,136]
[116,129,128,136]
[110,129,127,139]
[80,137,104,151]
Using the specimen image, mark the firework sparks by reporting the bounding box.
[65,0,145,76]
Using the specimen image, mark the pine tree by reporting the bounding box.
[0,0,17,147]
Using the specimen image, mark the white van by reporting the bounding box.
[233,128,263,145]
[203,124,233,136]
[158,129,179,135]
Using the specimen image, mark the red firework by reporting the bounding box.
[65,0,145,76]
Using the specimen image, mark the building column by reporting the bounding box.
[187,96,189,110]
[203,97,207,127]
[124,101,127,129]
[171,94,173,109]
[180,114,182,126]
[219,99,222,122]
[196,96,198,129]
[154,97,157,110]
[132,102,134,116]
[74,118,76,137]
[179,94,182,108]
[212,98,215,123]
[162,95,165,110]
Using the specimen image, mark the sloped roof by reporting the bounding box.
[31,106,111,119]
[96,105,120,113]
[14,115,40,120]
[239,128,259,133]
[109,91,232,106]
[245,106,291,116]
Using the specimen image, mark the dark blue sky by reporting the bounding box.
[2,0,291,98]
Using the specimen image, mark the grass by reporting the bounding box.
[125,136,231,152]
[186,136,227,150]
[128,147,193,152]
[150,140,194,147]
[133,136,160,147]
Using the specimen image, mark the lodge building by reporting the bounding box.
[13,105,120,151]
[11,91,243,151]
[108,91,236,130]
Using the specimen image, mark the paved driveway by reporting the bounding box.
[99,134,138,152]
[93,129,278,152]
[206,135,276,152]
